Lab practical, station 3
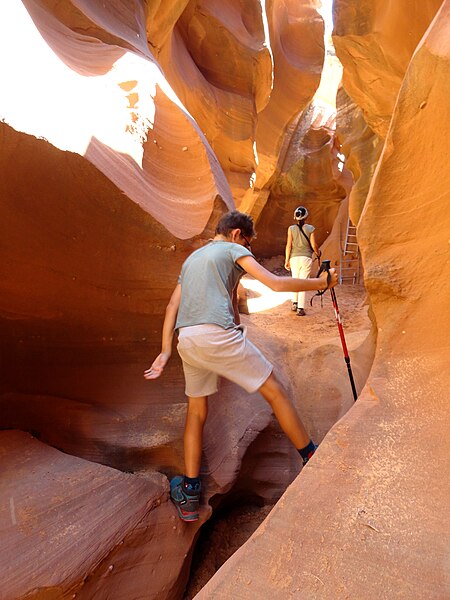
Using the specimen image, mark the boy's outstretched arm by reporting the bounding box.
[144,283,181,380]
[237,256,337,292]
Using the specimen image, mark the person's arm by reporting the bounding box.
[310,231,321,259]
[144,283,181,380]
[237,255,337,292]
[284,227,292,270]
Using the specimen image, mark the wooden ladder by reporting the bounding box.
[339,218,360,284]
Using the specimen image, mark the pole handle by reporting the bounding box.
[311,259,332,307]
[316,259,331,278]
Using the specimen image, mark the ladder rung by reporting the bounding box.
[342,220,360,281]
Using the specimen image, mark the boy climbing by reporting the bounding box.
[144,210,337,522]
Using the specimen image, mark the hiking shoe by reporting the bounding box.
[170,476,201,522]
[291,302,298,312]
[297,308,306,316]
[302,443,318,466]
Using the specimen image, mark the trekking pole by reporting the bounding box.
[314,260,358,402]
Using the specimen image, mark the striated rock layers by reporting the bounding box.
[1,0,234,239]
[251,102,350,259]
[251,40,350,261]
[194,2,450,598]
[333,0,443,223]
[1,430,191,600]
[151,0,329,232]
[0,1,336,598]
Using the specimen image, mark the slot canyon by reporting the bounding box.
[0,1,449,599]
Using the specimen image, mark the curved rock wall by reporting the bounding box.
[251,102,350,259]
[153,0,273,201]
[153,0,327,216]
[0,1,332,598]
[247,0,325,199]
[333,0,443,222]
[194,2,450,598]
[251,35,350,261]
[2,0,233,239]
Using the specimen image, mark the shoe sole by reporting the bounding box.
[175,506,199,522]
[170,475,199,522]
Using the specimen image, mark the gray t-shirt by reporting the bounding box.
[289,223,315,258]
[176,240,253,330]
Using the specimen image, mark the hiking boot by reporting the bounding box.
[297,308,306,316]
[302,443,318,465]
[291,302,298,312]
[170,476,201,522]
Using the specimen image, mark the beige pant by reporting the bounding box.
[177,324,273,397]
[290,256,313,308]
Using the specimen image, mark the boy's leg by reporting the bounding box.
[184,395,208,477]
[170,395,208,522]
[258,372,317,464]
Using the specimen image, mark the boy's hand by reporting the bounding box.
[284,260,290,271]
[144,352,170,380]
[319,268,338,290]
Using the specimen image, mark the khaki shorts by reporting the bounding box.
[177,324,273,397]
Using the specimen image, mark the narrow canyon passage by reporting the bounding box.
[1,0,449,598]
[184,263,372,598]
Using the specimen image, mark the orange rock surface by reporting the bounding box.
[251,102,350,260]
[3,0,448,598]
[1,0,233,239]
[194,3,450,598]
[251,36,349,262]
[333,0,443,223]
[244,0,325,205]
[0,1,332,598]
[0,430,195,599]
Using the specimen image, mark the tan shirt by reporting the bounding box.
[289,224,315,258]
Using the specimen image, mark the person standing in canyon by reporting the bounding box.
[284,206,321,316]
[144,210,337,522]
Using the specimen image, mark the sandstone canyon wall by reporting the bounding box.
[251,36,350,260]
[251,100,350,259]
[332,0,444,225]
[195,1,450,598]
[0,1,339,599]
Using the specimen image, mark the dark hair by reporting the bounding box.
[215,210,256,238]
